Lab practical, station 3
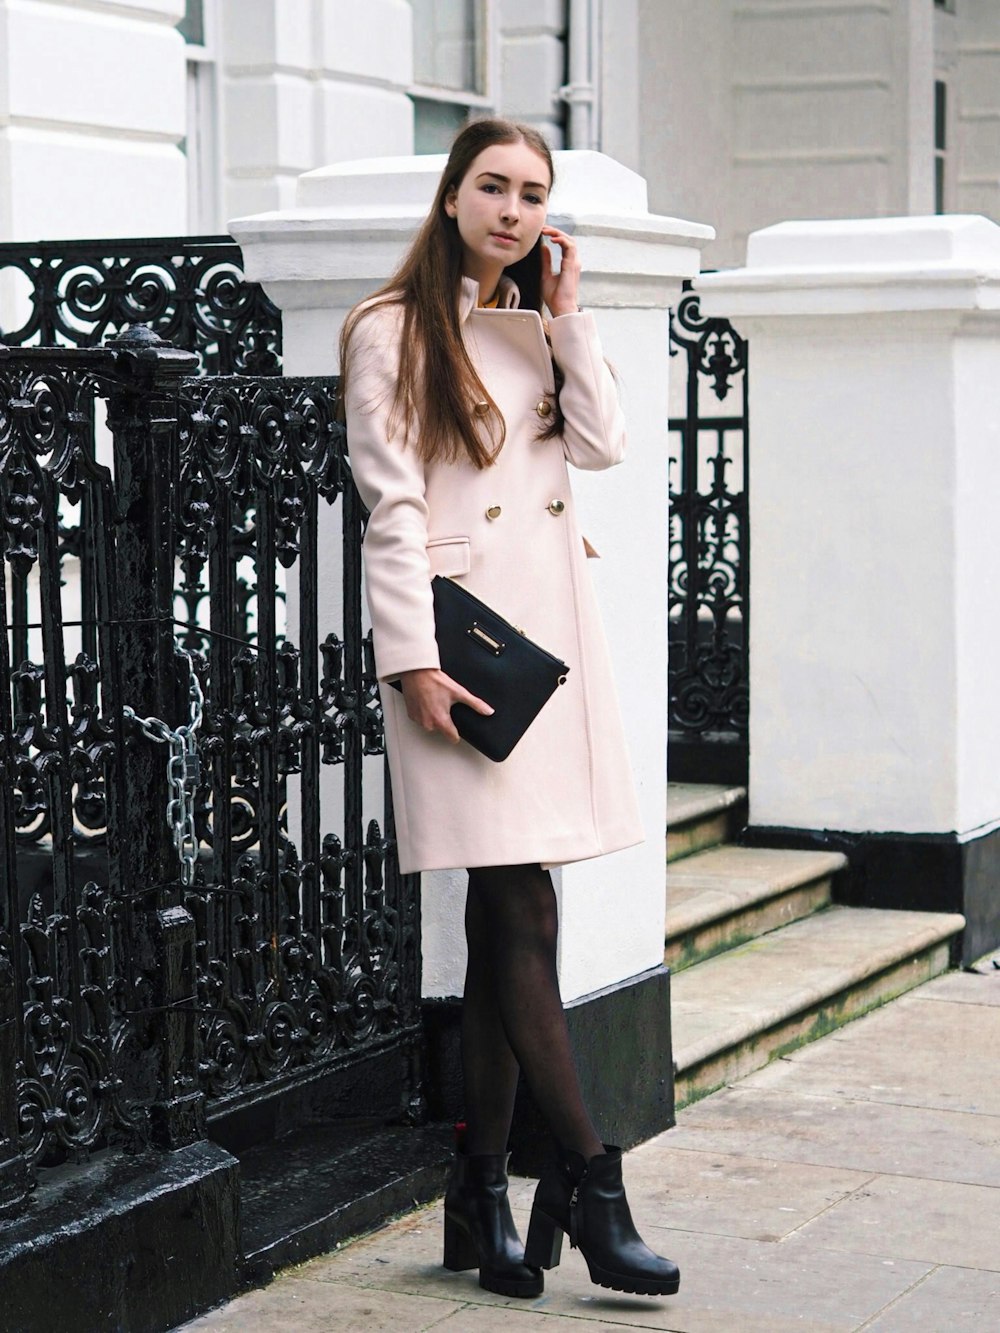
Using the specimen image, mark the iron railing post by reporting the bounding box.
[105,325,205,1148]
[0,368,31,1214]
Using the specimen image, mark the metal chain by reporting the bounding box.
[122,649,204,888]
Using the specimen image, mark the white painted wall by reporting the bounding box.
[231,151,713,1003]
[617,0,987,270]
[0,0,187,240]
[219,0,415,222]
[635,0,735,268]
[954,0,1000,221]
[697,215,1000,839]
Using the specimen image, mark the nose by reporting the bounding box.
[500,194,519,224]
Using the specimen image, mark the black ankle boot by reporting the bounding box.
[443,1151,543,1298]
[524,1145,680,1296]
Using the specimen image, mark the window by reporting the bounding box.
[934,79,947,214]
[410,0,492,153]
[178,0,205,45]
[179,0,222,233]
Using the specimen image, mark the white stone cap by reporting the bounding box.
[697,215,1000,319]
[229,150,714,309]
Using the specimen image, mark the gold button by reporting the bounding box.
[474,400,490,417]
[536,399,552,418]
[485,505,502,520]
[547,499,566,516]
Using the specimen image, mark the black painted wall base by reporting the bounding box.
[422,963,674,1177]
[668,735,748,786]
[742,822,1000,965]
[0,1141,240,1333]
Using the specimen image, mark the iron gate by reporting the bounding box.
[667,282,750,784]
[0,242,421,1217]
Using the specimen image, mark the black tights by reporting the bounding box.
[461,863,603,1160]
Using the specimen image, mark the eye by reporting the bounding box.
[524,193,545,206]
[481,182,501,194]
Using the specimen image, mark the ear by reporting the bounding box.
[444,185,458,218]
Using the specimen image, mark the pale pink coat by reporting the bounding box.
[344,275,643,874]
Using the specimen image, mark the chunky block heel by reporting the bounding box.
[443,1213,479,1271]
[524,1207,564,1270]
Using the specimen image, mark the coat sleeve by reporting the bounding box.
[548,311,627,472]
[343,306,440,682]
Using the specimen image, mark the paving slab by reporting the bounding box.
[865,1265,1000,1331]
[182,1278,466,1332]
[739,991,1000,1115]
[669,1086,1000,1186]
[512,1229,931,1332]
[292,1217,930,1333]
[605,1141,874,1243]
[788,1172,1000,1270]
[913,968,1000,1007]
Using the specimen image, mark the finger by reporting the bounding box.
[458,689,494,717]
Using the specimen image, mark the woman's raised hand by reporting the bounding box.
[398,668,494,743]
[540,225,581,319]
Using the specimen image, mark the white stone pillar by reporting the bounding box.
[697,215,1000,961]
[231,153,712,1007]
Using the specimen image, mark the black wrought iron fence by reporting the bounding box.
[0,329,420,1216]
[667,283,749,784]
[0,235,281,374]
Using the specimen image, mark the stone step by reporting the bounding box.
[666,782,747,862]
[238,1120,452,1285]
[671,905,965,1111]
[665,844,847,971]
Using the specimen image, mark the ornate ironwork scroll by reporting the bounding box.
[0,236,281,374]
[668,283,749,783]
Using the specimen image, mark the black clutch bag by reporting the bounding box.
[390,576,569,762]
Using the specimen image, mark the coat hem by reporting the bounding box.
[398,825,645,876]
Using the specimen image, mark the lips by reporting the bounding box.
[492,233,518,244]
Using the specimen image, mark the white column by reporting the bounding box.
[0,0,187,241]
[697,215,1000,842]
[231,152,712,1004]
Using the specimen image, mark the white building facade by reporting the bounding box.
[2,1,998,252]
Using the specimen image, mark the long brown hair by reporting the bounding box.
[339,118,561,469]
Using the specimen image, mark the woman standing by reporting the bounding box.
[341,118,679,1301]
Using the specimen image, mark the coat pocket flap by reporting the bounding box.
[426,536,471,577]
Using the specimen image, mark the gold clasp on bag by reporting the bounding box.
[468,622,505,656]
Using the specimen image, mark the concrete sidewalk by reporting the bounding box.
[181,959,1000,1332]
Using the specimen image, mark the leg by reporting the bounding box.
[461,883,520,1156]
[465,863,603,1161]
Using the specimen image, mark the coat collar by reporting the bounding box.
[458,274,521,323]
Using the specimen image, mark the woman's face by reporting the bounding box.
[444,140,551,290]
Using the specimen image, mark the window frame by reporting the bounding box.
[409,0,497,150]
[180,0,224,234]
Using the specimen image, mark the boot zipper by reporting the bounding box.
[569,1171,586,1250]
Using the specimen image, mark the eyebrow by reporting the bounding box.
[476,171,549,192]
